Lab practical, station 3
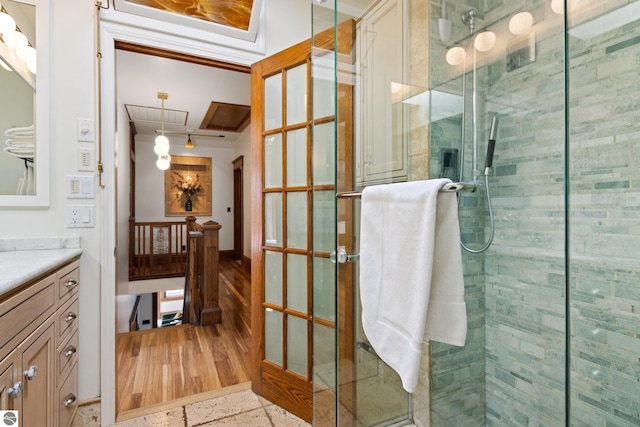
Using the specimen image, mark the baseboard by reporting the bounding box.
[242,255,251,274]
[219,250,234,259]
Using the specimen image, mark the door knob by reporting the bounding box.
[330,248,359,264]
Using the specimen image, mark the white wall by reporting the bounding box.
[0,0,100,400]
[265,0,312,56]
[0,0,311,409]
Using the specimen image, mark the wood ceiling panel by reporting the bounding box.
[123,0,254,30]
[200,102,251,133]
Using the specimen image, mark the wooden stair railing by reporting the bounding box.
[183,216,222,326]
[129,295,142,332]
[128,218,189,281]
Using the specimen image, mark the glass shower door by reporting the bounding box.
[312,0,412,426]
[567,2,640,425]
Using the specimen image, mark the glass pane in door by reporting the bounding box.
[265,308,283,365]
[287,64,308,125]
[287,191,308,249]
[265,134,283,188]
[287,253,307,312]
[265,74,283,130]
[288,315,308,376]
[265,251,283,305]
[287,128,307,187]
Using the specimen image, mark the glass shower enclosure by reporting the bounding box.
[312,0,640,426]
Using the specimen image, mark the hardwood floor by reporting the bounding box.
[116,256,251,414]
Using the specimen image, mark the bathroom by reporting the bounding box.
[0,0,637,426]
[310,0,640,426]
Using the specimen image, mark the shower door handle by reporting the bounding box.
[330,248,359,264]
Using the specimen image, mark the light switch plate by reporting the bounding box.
[66,175,95,199]
[77,147,95,171]
[77,118,95,142]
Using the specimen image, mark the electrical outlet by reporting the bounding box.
[66,205,95,228]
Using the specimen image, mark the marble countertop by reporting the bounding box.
[0,237,82,297]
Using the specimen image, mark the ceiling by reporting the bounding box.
[116,47,252,147]
[112,0,258,147]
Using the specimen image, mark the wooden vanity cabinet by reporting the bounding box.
[0,257,80,427]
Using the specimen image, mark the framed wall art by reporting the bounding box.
[164,155,212,216]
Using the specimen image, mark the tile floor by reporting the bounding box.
[71,389,311,427]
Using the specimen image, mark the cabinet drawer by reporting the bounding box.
[56,298,79,344]
[57,362,78,427]
[57,261,80,305]
[0,274,56,362]
[57,330,78,382]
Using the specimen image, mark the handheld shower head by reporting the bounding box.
[489,116,498,140]
[461,9,478,33]
[485,116,498,176]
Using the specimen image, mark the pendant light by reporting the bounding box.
[185,134,193,148]
[154,92,171,170]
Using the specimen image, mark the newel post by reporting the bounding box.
[200,220,222,325]
[185,216,198,232]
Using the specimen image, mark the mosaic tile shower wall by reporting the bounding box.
[425,0,640,426]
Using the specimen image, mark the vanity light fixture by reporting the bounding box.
[16,45,35,63]
[0,5,36,75]
[0,9,15,34]
[185,134,194,148]
[446,46,466,65]
[509,12,534,35]
[474,31,496,52]
[154,92,171,170]
[3,29,27,50]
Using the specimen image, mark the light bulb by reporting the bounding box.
[26,60,35,74]
[154,142,170,156]
[154,134,169,145]
[16,45,36,63]
[474,31,496,52]
[509,12,533,35]
[3,30,27,50]
[156,154,171,170]
[552,0,581,14]
[0,12,15,34]
[446,46,466,65]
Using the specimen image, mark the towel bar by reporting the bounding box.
[336,181,476,199]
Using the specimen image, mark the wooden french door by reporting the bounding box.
[251,39,315,422]
[251,21,356,423]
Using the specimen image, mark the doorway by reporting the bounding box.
[112,42,253,419]
[232,156,243,263]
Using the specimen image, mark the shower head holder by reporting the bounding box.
[461,9,478,33]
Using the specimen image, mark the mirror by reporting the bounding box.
[0,0,49,206]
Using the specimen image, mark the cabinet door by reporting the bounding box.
[357,0,407,185]
[0,352,20,414]
[21,321,55,427]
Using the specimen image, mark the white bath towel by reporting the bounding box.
[359,179,467,393]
